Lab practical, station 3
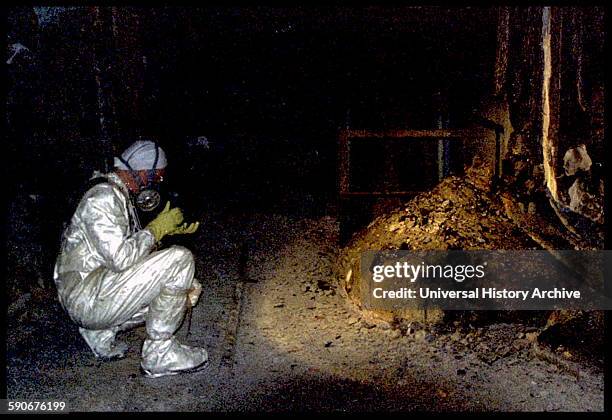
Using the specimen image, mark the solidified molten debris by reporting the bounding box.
[336,165,538,324]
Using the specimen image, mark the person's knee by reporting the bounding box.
[165,246,195,289]
[168,245,194,266]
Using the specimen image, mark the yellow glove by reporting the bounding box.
[168,221,200,236]
[145,201,184,242]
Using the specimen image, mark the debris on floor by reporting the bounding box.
[336,165,538,324]
[5,204,604,411]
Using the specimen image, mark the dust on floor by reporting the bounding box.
[6,210,604,411]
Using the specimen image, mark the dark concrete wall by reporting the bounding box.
[6,6,498,300]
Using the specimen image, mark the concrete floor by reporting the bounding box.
[6,209,604,412]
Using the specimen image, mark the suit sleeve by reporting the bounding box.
[80,184,156,272]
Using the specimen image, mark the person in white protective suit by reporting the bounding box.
[53,140,208,378]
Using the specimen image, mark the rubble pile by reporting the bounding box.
[334,163,604,368]
[336,167,538,323]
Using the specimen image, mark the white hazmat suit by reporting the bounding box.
[54,147,207,378]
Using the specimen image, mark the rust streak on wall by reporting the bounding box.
[541,7,558,202]
[494,7,510,96]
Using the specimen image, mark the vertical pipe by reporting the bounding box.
[338,130,350,194]
[443,120,450,177]
[435,90,449,181]
[437,116,444,182]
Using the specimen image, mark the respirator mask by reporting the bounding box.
[117,143,165,214]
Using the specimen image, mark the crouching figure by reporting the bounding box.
[53,140,207,378]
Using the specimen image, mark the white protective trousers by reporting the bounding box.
[53,172,207,375]
[61,245,194,330]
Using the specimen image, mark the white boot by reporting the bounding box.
[140,286,208,378]
[79,327,128,360]
[141,337,208,378]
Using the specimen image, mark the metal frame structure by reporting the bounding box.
[338,128,474,197]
